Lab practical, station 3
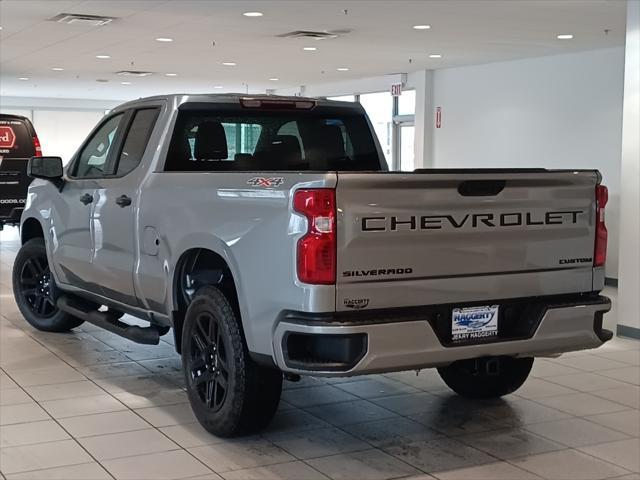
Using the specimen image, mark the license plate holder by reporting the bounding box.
[451,304,499,343]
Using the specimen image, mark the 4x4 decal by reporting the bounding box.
[246,177,284,188]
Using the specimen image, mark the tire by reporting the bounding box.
[438,356,534,399]
[12,237,84,332]
[181,285,282,437]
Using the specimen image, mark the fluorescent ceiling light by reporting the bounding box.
[165,73,177,76]
[18,77,29,81]
[303,46,317,51]
[429,54,442,58]
[214,85,223,88]
[222,62,236,66]
[155,37,173,42]
[413,25,431,30]
[51,67,64,71]
[120,81,132,85]
[96,54,111,59]
[269,77,279,81]
[243,11,263,17]
[557,34,573,40]
[337,67,349,71]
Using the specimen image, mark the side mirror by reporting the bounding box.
[27,156,64,188]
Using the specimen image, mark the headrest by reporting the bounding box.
[194,121,227,160]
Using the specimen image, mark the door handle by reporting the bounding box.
[79,193,93,205]
[115,195,132,207]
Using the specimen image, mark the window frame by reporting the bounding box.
[67,111,130,180]
[113,107,161,178]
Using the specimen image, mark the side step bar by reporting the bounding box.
[57,296,164,345]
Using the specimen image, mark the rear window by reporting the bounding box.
[164,107,382,172]
[0,117,35,159]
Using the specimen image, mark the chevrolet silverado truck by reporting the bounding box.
[14,94,612,437]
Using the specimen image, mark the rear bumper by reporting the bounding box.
[272,294,612,376]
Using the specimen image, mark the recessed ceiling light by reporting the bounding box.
[214,85,223,89]
[120,81,132,85]
[165,73,177,76]
[18,77,29,81]
[303,46,317,51]
[413,25,431,30]
[269,77,279,81]
[242,11,263,17]
[222,62,236,66]
[96,54,111,59]
[429,54,442,58]
[51,67,64,71]
[337,67,349,71]
[155,37,173,42]
[557,34,574,40]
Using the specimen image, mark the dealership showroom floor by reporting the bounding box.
[1,1,640,479]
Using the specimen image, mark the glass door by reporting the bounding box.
[399,124,415,171]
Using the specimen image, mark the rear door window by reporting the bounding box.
[0,117,35,159]
[165,106,381,172]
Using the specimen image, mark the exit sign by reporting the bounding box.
[391,83,403,97]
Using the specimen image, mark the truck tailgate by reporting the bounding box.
[335,170,599,311]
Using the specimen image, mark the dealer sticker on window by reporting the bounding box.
[451,305,499,342]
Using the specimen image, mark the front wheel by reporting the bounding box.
[182,286,282,437]
[438,356,534,399]
[12,237,84,332]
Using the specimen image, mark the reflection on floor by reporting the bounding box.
[1,227,638,480]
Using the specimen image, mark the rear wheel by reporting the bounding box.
[12,238,84,332]
[437,356,534,399]
[182,286,282,437]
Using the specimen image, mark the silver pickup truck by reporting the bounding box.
[14,94,611,437]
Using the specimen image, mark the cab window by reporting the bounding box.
[73,114,124,178]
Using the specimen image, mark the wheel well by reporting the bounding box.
[172,248,240,354]
[21,218,44,244]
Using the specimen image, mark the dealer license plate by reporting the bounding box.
[451,305,499,343]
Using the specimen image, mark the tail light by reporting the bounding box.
[293,189,336,284]
[594,184,608,267]
[32,136,42,157]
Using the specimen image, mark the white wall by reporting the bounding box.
[431,48,625,278]
[0,96,121,164]
[617,0,640,335]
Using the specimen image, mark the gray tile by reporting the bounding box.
[579,438,640,472]
[40,393,127,418]
[550,354,629,372]
[304,399,397,426]
[599,366,640,385]
[342,416,442,448]
[269,427,369,459]
[586,409,640,436]
[281,385,358,408]
[0,420,69,448]
[0,388,31,406]
[410,406,511,436]
[221,461,328,480]
[384,437,494,473]
[335,378,419,399]
[160,423,229,448]
[135,402,198,427]
[0,439,93,475]
[78,362,150,379]
[510,448,630,480]
[25,380,106,402]
[58,410,151,438]
[102,449,213,479]
[457,428,566,459]
[433,461,543,480]
[590,385,640,409]
[189,438,295,473]
[546,372,632,392]
[530,359,583,378]
[0,402,50,425]
[306,449,421,480]
[5,462,112,480]
[371,392,443,415]
[262,408,330,435]
[79,427,179,460]
[535,392,630,417]
[595,350,640,366]
[513,378,577,399]
[524,417,631,447]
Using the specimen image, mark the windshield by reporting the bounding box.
[165,106,383,172]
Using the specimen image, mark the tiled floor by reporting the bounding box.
[1,226,638,480]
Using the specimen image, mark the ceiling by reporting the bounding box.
[0,0,627,101]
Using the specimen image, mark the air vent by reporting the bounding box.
[277,30,345,40]
[50,13,116,27]
[116,71,153,77]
